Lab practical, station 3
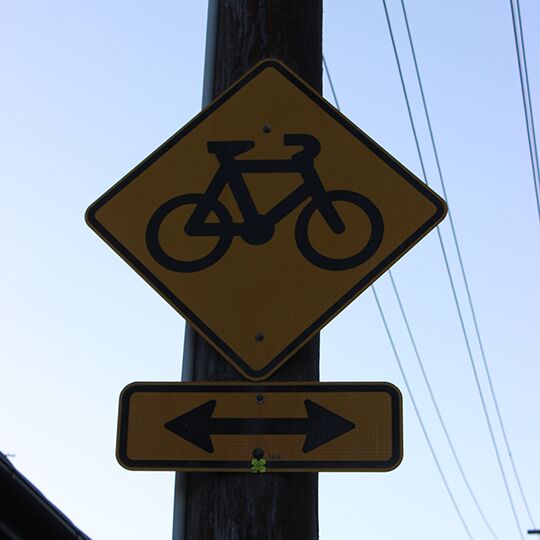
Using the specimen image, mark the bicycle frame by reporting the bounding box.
[185,134,345,245]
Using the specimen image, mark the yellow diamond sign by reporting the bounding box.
[86,60,447,380]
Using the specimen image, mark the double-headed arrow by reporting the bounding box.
[164,399,355,453]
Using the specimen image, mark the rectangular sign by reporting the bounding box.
[117,382,403,472]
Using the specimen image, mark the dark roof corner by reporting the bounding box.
[0,451,91,540]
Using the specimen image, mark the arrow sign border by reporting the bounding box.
[86,59,447,381]
[117,382,403,472]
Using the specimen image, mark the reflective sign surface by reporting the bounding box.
[87,60,446,380]
[117,382,403,472]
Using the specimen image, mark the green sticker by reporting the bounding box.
[250,458,267,473]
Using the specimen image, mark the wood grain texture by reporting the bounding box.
[213,0,322,96]
[183,1,322,538]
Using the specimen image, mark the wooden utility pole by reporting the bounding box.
[181,1,322,539]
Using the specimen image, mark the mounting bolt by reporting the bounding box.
[255,332,264,342]
[256,394,264,404]
[253,448,264,459]
[262,124,272,133]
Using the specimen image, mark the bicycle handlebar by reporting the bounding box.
[207,134,321,161]
[283,134,321,159]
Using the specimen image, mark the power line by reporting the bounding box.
[399,0,536,531]
[382,0,525,536]
[509,0,540,226]
[324,50,499,540]
[322,55,340,110]
[372,287,474,540]
[504,0,539,525]
[323,55,487,540]
[388,272,499,540]
[325,2,536,535]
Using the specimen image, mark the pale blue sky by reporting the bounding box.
[1,1,538,539]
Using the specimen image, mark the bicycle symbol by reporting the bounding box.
[146,134,384,272]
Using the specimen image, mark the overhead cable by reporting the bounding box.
[323,54,477,540]
[401,0,536,530]
[388,272,499,539]
[505,0,539,524]
[322,55,340,110]
[372,287,474,540]
[509,0,540,226]
[382,1,525,537]
[324,51,499,540]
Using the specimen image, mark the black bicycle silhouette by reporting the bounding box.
[146,134,383,272]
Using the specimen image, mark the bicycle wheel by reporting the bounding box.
[295,190,383,271]
[146,193,233,272]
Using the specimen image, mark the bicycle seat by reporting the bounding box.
[207,140,256,160]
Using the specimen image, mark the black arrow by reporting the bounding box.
[164,399,355,454]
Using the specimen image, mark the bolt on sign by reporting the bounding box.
[86,59,447,380]
[117,382,403,472]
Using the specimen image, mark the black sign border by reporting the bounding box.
[86,59,447,380]
[117,382,403,472]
